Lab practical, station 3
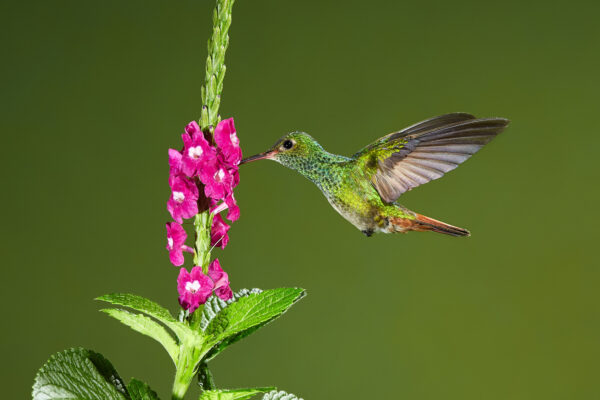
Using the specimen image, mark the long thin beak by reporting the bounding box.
[240,150,275,164]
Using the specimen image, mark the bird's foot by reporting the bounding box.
[362,229,374,237]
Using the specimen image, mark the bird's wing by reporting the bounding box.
[352,113,509,203]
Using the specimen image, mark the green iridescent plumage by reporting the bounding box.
[242,113,509,237]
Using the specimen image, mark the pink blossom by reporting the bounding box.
[230,165,240,188]
[201,163,233,200]
[181,121,216,177]
[209,198,227,215]
[166,222,194,266]
[225,193,240,222]
[208,259,232,301]
[168,149,183,175]
[177,266,214,312]
[214,118,242,167]
[167,175,199,223]
[211,214,230,249]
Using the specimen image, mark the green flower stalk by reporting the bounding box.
[172,0,237,397]
[193,211,213,270]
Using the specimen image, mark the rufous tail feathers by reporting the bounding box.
[390,213,470,237]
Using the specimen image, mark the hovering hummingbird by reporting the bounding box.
[241,113,509,237]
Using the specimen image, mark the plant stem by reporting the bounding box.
[172,338,208,400]
[198,362,216,390]
[172,367,192,400]
[193,211,213,272]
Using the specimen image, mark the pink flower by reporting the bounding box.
[211,214,230,249]
[168,148,183,175]
[230,165,240,188]
[177,266,214,312]
[181,121,217,177]
[208,259,232,301]
[167,175,199,223]
[214,118,242,167]
[225,193,240,221]
[185,120,203,137]
[201,163,233,200]
[166,222,194,266]
[209,198,226,215]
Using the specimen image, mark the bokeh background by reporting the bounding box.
[2,0,599,398]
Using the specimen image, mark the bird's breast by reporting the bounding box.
[325,195,373,231]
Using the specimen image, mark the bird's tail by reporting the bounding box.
[390,213,470,237]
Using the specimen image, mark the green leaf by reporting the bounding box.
[127,378,160,400]
[97,293,190,340]
[262,391,304,400]
[200,288,263,331]
[97,293,176,323]
[204,288,305,359]
[101,309,179,363]
[199,388,275,400]
[32,348,128,400]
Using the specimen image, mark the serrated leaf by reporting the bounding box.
[206,288,303,337]
[101,309,179,363]
[127,378,160,400]
[200,387,275,400]
[32,348,128,400]
[97,293,176,323]
[97,293,190,340]
[261,391,304,400]
[200,289,263,331]
[204,288,305,358]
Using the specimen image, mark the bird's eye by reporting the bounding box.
[282,139,294,150]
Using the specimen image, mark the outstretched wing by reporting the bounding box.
[353,113,509,203]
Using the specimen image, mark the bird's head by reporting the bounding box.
[241,132,324,171]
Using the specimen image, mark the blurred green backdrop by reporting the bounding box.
[2,0,599,398]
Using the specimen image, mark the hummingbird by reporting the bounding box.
[241,113,509,237]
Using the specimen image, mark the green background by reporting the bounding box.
[2,0,599,398]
